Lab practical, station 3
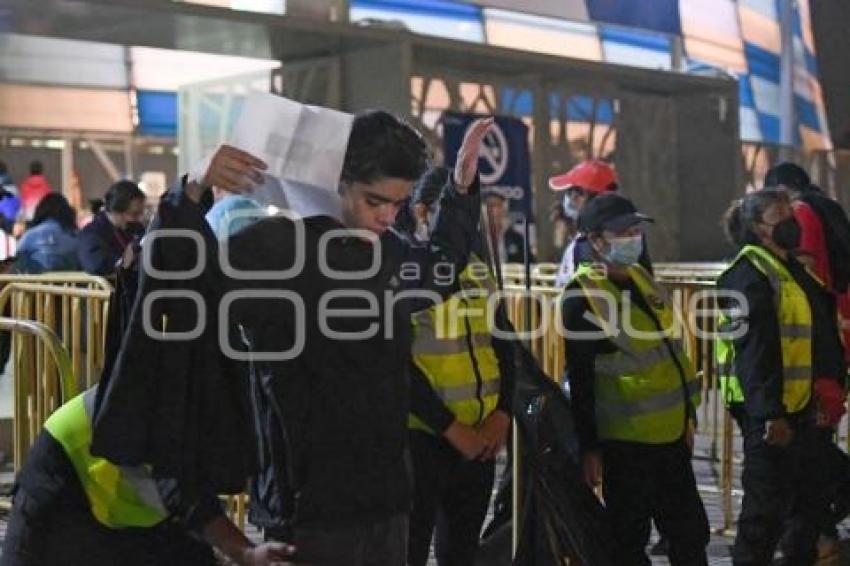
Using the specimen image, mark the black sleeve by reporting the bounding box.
[156,478,225,534]
[409,362,456,435]
[493,301,516,414]
[721,263,786,420]
[77,229,118,276]
[562,286,609,454]
[397,175,481,311]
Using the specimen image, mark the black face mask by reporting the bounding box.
[771,217,802,251]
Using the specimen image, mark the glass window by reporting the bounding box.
[681,0,746,73]
[137,91,178,137]
[0,34,127,89]
[176,0,285,15]
[350,0,485,43]
[131,47,280,91]
[600,26,672,70]
[483,8,602,60]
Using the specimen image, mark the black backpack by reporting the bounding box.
[799,191,850,293]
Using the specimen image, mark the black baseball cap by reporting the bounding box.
[578,193,653,233]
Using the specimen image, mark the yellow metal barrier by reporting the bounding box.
[0,317,76,471]
[0,279,112,392]
[0,273,112,292]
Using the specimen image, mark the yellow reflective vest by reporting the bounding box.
[716,245,813,413]
[409,256,501,434]
[571,263,701,444]
[43,389,168,528]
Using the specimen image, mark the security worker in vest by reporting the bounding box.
[399,167,514,566]
[717,188,844,565]
[561,193,709,565]
[2,387,299,566]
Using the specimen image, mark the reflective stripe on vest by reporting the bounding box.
[597,377,702,420]
[571,263,700,444]
[43,389,168,528]
[715,246,813,412]
[409,256,501,434]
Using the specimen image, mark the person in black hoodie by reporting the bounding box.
[92,111,492,566]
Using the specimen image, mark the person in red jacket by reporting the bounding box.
[19,160,52,221]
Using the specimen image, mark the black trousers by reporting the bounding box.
[732,411,832,566]
[601,438,710,566]
[2,434,215,566]
[290,514,408,566]
[407,430,496,566]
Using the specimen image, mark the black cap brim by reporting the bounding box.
[600,212,654,232]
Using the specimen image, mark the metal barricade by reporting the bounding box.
[0,275,113,392]
[0,317,76,471]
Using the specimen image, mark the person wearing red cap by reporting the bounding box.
[549,160,652,287]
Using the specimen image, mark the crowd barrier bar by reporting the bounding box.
[0,317,76,471]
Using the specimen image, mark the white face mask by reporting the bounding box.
[562,194,580,220]
[603,234,643,266]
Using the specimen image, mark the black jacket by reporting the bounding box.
[78,212,144,276]
[240,178,480,529]
[93,174,481,531]
[717,249,845,421]
[91,182,257,501]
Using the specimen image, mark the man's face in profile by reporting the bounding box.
[340,177,413,236]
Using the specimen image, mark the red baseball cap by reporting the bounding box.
[548,160,618,194]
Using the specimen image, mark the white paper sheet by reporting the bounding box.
[230,92,353,220]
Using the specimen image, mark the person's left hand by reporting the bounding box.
[240,542,303,566]
[478,409,510,460]
[453,117,495,193]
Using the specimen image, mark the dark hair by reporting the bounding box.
[0,161,7,176]
[32,193,77,232]
[341,110,429,185]
[723,188,789,247]
[89,198,105,216]
[29,161,43,175]
[764,162,810,193]
[395,166,449,234]
[104,180,145,213]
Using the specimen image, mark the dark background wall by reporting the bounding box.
[811,0,850,149]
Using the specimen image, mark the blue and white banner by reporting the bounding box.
[442,111,532,215]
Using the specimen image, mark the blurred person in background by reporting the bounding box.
[19,160,52,221]
[549,160,652,287]
[0,161,17,194]
[77,180,146,277]
[482,187,534,264]
[0,162,21,235]
[14,193,80,274]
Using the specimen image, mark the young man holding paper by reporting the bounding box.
[91,103,492,565]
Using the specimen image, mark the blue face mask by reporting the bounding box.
[605,234,643,266]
